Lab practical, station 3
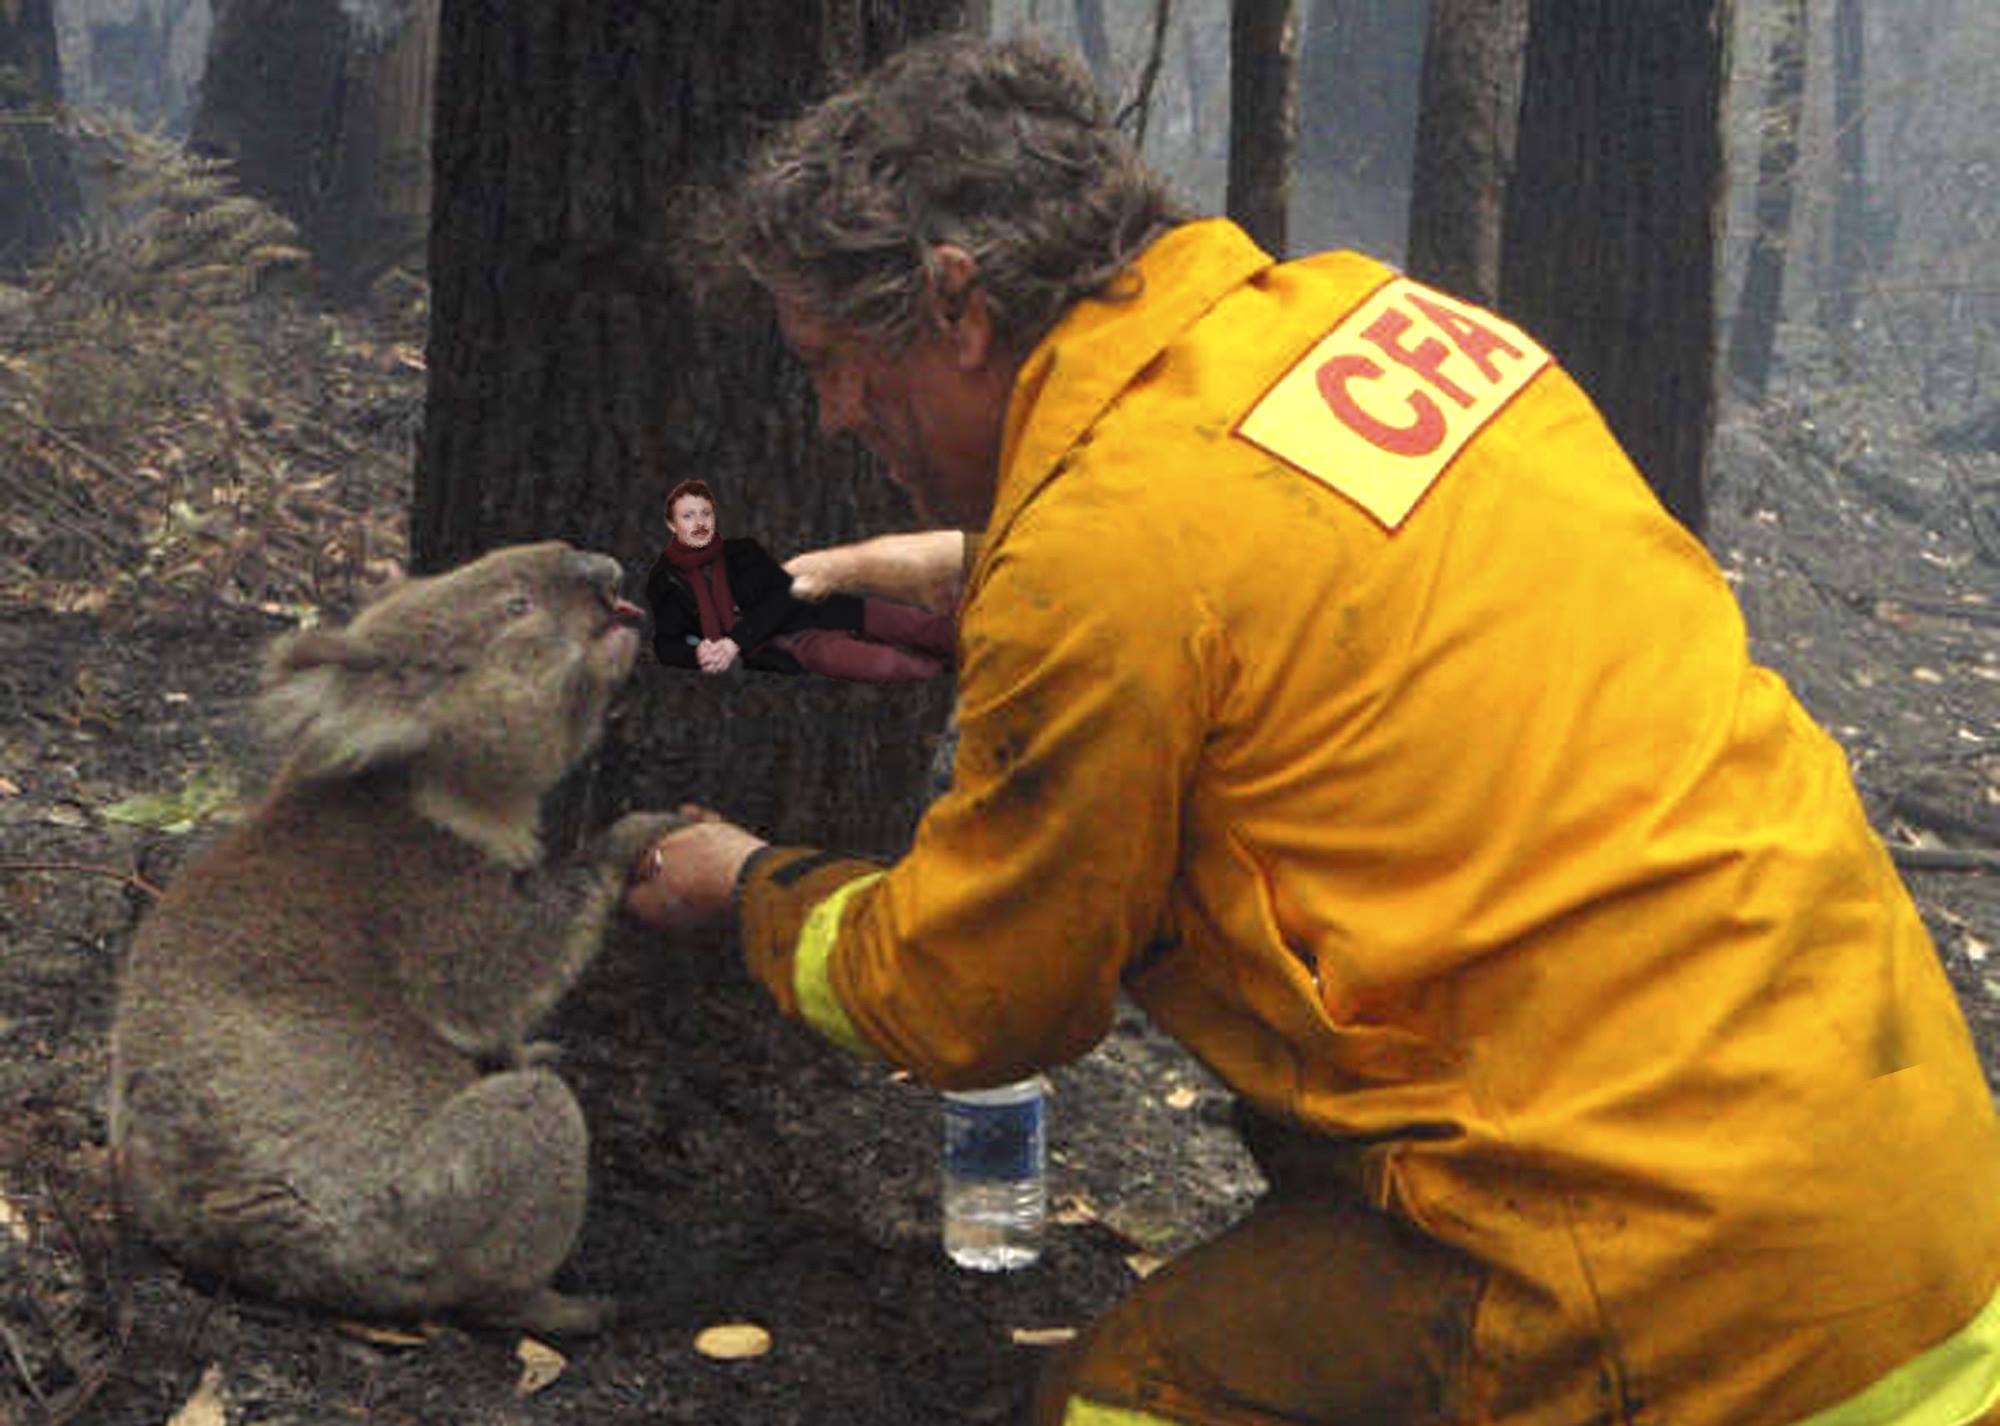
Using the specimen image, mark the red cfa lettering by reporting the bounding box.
[1315,287,1533,455]
[1316,354,1447,457]
[1406,292,1527,383]
[1362,308,1476,408]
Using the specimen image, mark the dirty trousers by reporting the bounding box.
[1033,1148,1484,1426]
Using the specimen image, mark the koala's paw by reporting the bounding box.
[596,810,693,879]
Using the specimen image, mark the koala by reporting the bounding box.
[109,541,682,1336]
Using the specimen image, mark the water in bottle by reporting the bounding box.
[941,1078,1046,1271]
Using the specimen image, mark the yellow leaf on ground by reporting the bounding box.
[1011,1326,1079,1347]
[515,1336,566,1395]
[694,1322,772,1360]
[335,1319,433,1348]
[1124,1253,1166,1279]
[166,1363,228,1426]
[0,1194,29,1244]
[1164,1086,1199,1110]
[1052,1193,1099,1226]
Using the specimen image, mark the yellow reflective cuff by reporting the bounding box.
[1792,1279,2000,1426]
[1061,1397,1184,1426]
[792,871,884,1057]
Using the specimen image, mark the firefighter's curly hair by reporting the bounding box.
[683,33,1188,354]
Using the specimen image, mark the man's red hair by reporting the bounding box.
[665,478,716,518]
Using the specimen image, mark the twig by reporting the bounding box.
[1891,791,2000,848]
[1115,0,1174,147]
[0,1319,49,1410]
[1875,595,2000,629]
[1889,844,2000,873]
[0,402,128,486]
[0,861,163,900]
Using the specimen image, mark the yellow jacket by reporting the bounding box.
[738,219,2000,1425]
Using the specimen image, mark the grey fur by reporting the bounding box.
[109,541,683,1335]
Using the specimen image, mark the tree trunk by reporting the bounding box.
[191,0,349,233]
[1227,0,1300,257]
[1072,0,1113,88]
[415,0,967,858]
[1726,0,1807,400]
[192,0,436,295]
[0,0,81,275]
[1819,0,1869,334]
[1294,0,1428,257]
[1499,0,1729,539]
[316,0,438,288]
[1405,0,1526,306]
[61,0,209,136]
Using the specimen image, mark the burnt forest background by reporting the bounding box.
[1,2,1996,1424]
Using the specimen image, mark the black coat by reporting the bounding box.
[644,538,863,673]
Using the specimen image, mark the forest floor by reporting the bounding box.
[2,236,1998,1423]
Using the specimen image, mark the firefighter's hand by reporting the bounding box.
[782,547,848,602]
[785,530,966,612]
[623,805,767,932]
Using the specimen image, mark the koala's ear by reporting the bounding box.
[260,628,431,781]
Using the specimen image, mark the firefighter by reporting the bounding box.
[627,33,2000,1426]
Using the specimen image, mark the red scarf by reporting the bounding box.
[665,537,736,641]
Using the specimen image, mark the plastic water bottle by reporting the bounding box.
[941,1078,1047,1271]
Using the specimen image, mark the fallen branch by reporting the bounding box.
[0,861,163,900]
[0,1319,51,1412]
[1875,595,2000,629]
[1888,844,2000,873]
[1890,791,2000,848]
[0,401,129,487]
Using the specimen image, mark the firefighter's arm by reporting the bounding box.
[783,529,977,613]
[736,503,1214,1088]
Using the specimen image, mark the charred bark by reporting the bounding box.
[1727,0,1807,400]
[0,0,81,275]
[192,0,434,295]
[1499,0,1728,538]
[1406,0,1527,305]
[1227,0,1300,257]
[1819,0,1871,334]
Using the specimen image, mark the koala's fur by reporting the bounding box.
[109,541,681,1335]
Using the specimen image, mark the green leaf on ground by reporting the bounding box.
[102,769,241,833]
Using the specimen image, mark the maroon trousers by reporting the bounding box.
[769,599,954,684]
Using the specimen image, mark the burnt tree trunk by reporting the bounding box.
[1726,0,1807,400]
[1295,0,1428,258]
[1072,0,1114,88]
[1499,0,1728,539]
[191,0,348,246]
[317,0,437,287]
[1406,0,1527,306]
[415,0,967,858]
[0,0,80,274]
[1227,0,1300,257]
[1819,0,1870,334]
[192,0,435,295]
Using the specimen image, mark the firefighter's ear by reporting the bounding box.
[926,244,993,372]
